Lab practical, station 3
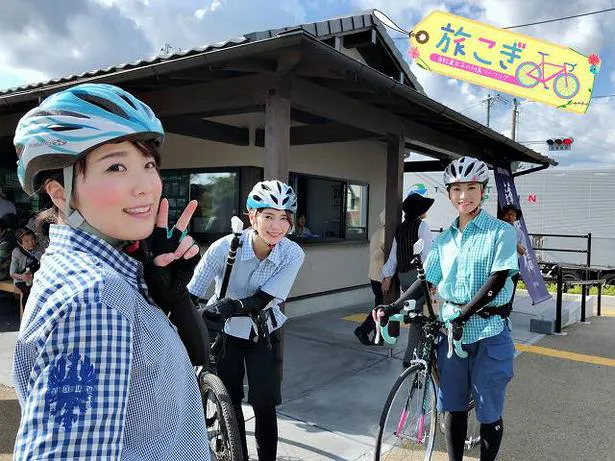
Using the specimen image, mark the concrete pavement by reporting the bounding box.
[1,295,615,460]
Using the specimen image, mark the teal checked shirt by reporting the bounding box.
[425,210,519,344]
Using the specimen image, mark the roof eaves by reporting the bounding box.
[0,36,248,98]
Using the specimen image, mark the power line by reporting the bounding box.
[458,99,488,114]
[503,7,615,29]
[520,104,615,154]
[391,7,615,39]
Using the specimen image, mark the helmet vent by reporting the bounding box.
[48,124,80,132]
[74,91,129,119]
[33,109,89,119]
[120,94,137,110]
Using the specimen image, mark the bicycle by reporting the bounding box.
[373,241,480,461]
[515,51,580,100]
[195,216,247,461]
[196,315,244,461]
[198,304,275,460]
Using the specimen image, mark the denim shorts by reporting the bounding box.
[436,326,515,423]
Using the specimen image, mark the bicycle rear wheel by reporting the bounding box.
[465,399,480,451]
[374,363,437,461]
[198,371,244,461]
[437,399,481,451]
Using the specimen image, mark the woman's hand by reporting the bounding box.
[151,198,200,266]
[381,277,392,293]
[144,199,201,311]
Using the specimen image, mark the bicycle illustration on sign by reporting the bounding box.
[515,51,580,99]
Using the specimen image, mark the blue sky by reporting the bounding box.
[2,0,615,168]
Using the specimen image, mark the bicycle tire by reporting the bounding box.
[198,371,244,461]
[437,399,480,451]
[553,73,580,99]
[374,363,437,461]
[465,403,480,451]
[515,62,542,88]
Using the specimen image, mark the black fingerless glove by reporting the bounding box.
[373,303,400,326]
[143,226,208,366]
[203,298,242,321]
[144,226,199,309]
[451,319,464,341]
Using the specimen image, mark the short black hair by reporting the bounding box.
[500,204,522,219]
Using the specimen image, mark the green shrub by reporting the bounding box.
[518,281,615,296]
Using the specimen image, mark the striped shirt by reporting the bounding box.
[425,210,518,344]
[188,229,304,339]
[11,225,209,460]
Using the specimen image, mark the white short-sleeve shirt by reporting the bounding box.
[188,229,305,339]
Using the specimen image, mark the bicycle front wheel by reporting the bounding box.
[374,364,437,461]
[199,371,244,461]
[553,73,580,99]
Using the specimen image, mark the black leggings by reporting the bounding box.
[444,411,504,461]
[358,280,384,334]
[217,333,281,461]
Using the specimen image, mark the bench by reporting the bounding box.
[0,279,24,319]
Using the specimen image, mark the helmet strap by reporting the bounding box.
[253,230,277,250]
[62,166,128,249]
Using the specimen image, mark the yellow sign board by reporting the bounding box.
[409,11,601,114]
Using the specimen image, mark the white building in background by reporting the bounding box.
[405,168,615,275]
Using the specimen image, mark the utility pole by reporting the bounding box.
[511,98,520,172]
[511,98,519,141]
[486,93,492,128]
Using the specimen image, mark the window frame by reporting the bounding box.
[160,166,242,244]
[289,171,369,244]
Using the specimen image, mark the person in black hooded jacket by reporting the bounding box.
[353,193,434,357]
[381,192,434,364]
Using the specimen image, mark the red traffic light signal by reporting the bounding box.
[546,137,573,151]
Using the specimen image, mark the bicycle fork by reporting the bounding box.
[395,370,430,444]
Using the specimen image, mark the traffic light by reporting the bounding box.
[546,137,574,151]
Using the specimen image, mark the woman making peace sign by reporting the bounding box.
[11,84,210,461]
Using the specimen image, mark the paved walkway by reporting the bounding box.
[1,297,614,460]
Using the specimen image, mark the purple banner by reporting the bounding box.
[494,167,551,305]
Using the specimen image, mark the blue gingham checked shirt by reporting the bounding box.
[187,229,304,339]
[425,210,518,344]
[11,225,209,460]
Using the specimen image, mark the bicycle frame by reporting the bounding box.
[534,54,572,83]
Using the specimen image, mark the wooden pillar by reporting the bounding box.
[264,78,291,181]
[384,133,404,302]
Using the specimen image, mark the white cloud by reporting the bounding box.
[349,0,615,168]
[1,0,614,168]
[194,0,224,20]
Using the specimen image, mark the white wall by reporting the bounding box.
[404,168,615,267]
[161,126,387,301]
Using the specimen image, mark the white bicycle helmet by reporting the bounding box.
[443,156,489,187]
[246,180,297,213]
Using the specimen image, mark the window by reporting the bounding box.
[189,172,239,235]
[345,183,368,240]
[290,173,368,242]
[161,168,242,242]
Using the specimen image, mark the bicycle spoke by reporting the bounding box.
[377,369,437,461]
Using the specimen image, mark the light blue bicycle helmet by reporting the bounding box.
[246,180,297,213]
[14,83,164,196]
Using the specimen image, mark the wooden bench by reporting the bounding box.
[0,279,24,319]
